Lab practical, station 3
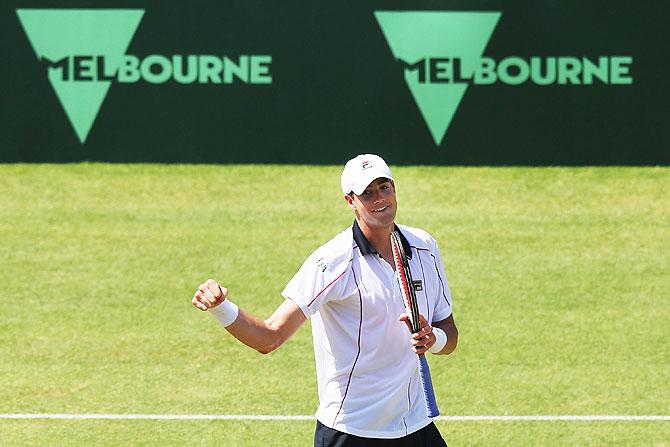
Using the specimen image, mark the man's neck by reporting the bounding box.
[356,218,395,264]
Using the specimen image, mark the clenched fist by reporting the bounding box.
[192,278,228,311]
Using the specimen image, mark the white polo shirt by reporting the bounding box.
[281,221,452,439]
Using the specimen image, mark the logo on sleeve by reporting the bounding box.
[316,258,329,273]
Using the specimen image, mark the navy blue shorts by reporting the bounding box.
[314,420,448,447]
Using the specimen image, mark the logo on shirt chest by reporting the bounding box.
[412,279,423,291]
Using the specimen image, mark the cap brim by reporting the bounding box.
[350,172,394,195]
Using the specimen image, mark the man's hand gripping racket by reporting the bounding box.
[390,231,440,418]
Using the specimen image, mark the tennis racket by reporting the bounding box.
[390,230,440,418]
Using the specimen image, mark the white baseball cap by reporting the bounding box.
[340,154,394,195]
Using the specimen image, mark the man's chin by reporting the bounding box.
[364,214,396,229]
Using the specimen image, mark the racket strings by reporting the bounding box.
[391,231,421,333]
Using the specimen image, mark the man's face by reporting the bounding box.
[345,178,397,229]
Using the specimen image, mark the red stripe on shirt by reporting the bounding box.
[333,263,363,425]
[414,247,431,323]
[306,265,349,307]
[412,246,451,307]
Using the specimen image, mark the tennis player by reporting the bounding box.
[192,154,458,446]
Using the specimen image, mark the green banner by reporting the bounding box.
[1,1,667,164]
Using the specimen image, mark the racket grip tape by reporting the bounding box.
[418,354,440,418]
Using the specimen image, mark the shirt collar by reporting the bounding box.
[352,220,412,259]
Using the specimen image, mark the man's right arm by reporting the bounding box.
[192,279,307,355]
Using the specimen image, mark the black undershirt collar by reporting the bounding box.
[352,219,412,259]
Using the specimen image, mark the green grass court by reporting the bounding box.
[0,165,668,446]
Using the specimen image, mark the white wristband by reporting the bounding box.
[209,299,239,327]
[428,327,448,354]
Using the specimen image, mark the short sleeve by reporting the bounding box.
[430,240,453,323]
[281,252,353,318]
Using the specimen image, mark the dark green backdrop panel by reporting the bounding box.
[1,0,668,164]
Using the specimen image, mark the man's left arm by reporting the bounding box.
[431,314,458,355]
[406,313,458,355]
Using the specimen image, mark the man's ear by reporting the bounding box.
[343,194,356,210]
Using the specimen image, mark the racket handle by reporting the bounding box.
[418,354,440,418]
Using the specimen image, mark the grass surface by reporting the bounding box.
[1,420,668,447]
[0,164,668,446]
